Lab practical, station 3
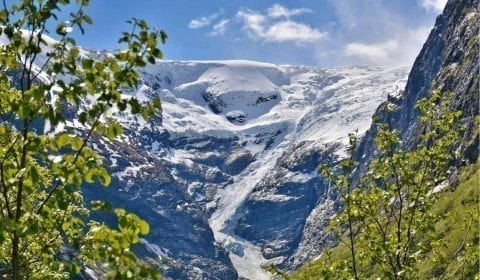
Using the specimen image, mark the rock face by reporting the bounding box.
[82,137,238,280]
[276,0,479,271]
[356,0,479,177]
[81,62,408,279]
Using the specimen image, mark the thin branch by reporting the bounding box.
[391,162,403,272]
[31,1,87,81]
[36,111,102,214]
[439,219,472,280]
[403,149,432,264]
[0,164,12,218]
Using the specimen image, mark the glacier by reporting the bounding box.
[100,60,409,279]
[1,31,410,276]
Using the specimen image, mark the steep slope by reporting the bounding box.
[93,61,409,279]
[291,0,479,277]
[291,162,479,279]
[356,0,479,173]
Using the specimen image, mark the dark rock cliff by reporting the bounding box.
[82,135,239,280]
[288,0,479,270]
[356,0,479,175]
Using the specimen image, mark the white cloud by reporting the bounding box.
[236,5,326,44]
[344,40,398,63]
[188,9,223,29]
[311,0,437,66]
[188,1,438,66]
[419,0,447,13]
[189,4,324,44]
[264,21,326,43]
[266,4,313,18]
[188,17,214,29]
[236,9,267,38]
[209,19,230,36]
[343,27,431,65]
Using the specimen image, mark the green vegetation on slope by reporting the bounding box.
[290,162,479,279]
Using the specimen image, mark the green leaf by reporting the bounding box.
[83,15,93,24]
[152,97,162,110]
[62,222,70,231]
[97,168,111,186]
[105,121,123,140]
[82,58,94,70]
[114,208,126,217]
[56,134,72,148]
[91,200,112,212]
[79,112,88,124]
[147,55,155,64]
[138,220,149,235]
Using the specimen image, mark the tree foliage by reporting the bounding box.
[288,91,478,279]
[0,0,165,279]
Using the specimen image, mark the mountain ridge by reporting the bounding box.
[355,0,478,182]
[292,0,478,277]
[81,60,409,279]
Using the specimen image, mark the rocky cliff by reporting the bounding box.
[283,0,479,271]
[356,0,479,174]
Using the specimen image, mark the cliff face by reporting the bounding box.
[290,0,479,270]
[356,0,479,175]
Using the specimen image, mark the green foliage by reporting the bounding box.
[0,1,165,279]
[420,162,479,279]
[288,91,478,279]
[291,162,480,280]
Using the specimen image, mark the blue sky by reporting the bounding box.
[68,0,447,67]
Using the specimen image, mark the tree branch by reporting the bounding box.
[36,111,102,214]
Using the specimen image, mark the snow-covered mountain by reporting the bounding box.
[87,4,478,278]
[2,1,475,278]
[82,60,408,279]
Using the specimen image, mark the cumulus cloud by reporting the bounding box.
[188,9,223,29]
[344,40,398,63]
[264,21,325,43]
[188,16,214,29]
[266,4,313,18]
[309,0,437,66]
[209,19,230,36]
[187,1,438,66]
[235,5,326,44]
[343,27,431,65]
[419,0,447,13]
[236,9,266,38]
[189,4,325,44]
